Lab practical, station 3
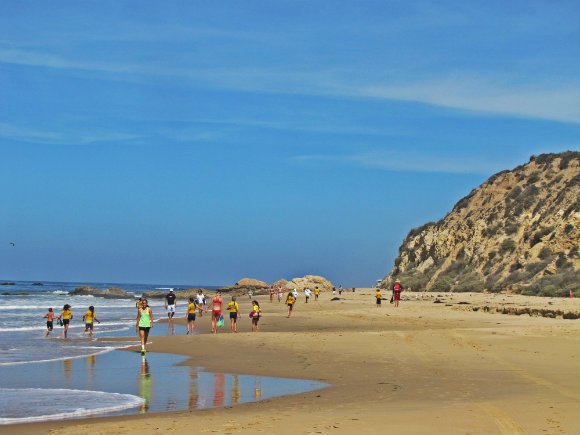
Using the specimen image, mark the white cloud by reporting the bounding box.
[0,123,140,145]
[293,151,505,175]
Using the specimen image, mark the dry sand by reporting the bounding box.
[7,290,580,435]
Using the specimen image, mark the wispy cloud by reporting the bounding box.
[0,123,141,145]
[1,47,578,124]
[293,151,506,175]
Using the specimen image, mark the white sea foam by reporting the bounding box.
[0,388,145,424]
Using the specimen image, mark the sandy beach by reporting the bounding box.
[7,290,580,435]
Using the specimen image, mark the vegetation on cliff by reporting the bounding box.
[386,152,580,296]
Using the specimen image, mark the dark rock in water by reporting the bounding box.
[457,301,471,305]
[69,286,133,299]
[330,297,341,301]
[434,299,443,303]
[0,282,16,286]
[32,282,44,286]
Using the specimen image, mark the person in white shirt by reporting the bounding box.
[292,288,298,301]
[196,290,205,317]
[304,288,311,303]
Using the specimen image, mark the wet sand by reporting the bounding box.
[7,290,580,435]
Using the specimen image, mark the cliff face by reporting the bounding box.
[387,152,580,296]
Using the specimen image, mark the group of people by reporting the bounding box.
[43,304,101,339]
[375,279,404,308]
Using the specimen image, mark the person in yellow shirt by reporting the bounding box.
[285,292,295,318]
[59,304,73,339]
[226,296,241,333]
[83,305,100,336]
[185,297,207,334]
[250,300,262,332]
[375,289,382,308]
[314,287,320,301]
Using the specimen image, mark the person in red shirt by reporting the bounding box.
[211,291,223,333]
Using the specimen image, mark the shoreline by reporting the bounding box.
[4,290,580,435]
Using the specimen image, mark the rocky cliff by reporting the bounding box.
[386,151,580,296]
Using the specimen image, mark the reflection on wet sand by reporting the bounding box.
[231,374,240,405]
[86,354,96,387]
[188,367,198,410]
[139,357,152,412]
[62,358,73,381]
[254,378,262,400]
[213,373,225,407]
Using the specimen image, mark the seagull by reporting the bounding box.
[9,242,15,247]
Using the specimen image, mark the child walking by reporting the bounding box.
[251,300,261,332]
[43,307,55,336]
[83,305,100,336]
[59,304,73,338]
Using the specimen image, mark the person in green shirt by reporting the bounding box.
[136,299,154,355]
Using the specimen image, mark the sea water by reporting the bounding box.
[0,280,216,365]
[0,281,327,424]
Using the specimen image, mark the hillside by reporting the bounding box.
[385,151,580,296]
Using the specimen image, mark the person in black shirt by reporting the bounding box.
[165,289,177,323]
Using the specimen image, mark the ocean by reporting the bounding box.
[0,280,327,424]
[0,280,219,366]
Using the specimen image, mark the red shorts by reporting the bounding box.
[394,291,401,301]
[212,310,221,318]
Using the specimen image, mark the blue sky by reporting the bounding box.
[1,1,579,286]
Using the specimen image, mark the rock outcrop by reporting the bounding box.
[284,275,334,292]
[386,152,580,296]
[69,286,134,299]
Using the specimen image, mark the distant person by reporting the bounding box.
[59,304,73,339]
[165,289,177,323]
[269,287,274,303]
[248,290,253,300]
[136,299,153,355]
[43,307,55,337]
[83,305,100,336]
[211,291,224,334]
[393,279,404,308]
[292,288,298,300]
[186,297,207,334]
[277,286,283,302]
[314,287,320,301]
[251,300,262,332]
[304,288,311,303]
[375,289,382,308]
[286,292,296,318]
[226,296,240,333]
[196,290,205,317]
[332,287,336,296]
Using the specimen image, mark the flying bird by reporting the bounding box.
[9,242,15,247]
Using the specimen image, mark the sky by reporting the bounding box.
[1,1,579,287]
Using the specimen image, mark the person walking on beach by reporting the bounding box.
[43,307,55,336]
[59,304,73,339]
[211,291,224,334]
[375,288,382,308]
[269,287,274,303]
[165,289,177,324]
[185,297,207,334]
[196,290,205,317]
[393,279,404,308]
[83,305,100,336]
[314,287,320,301]
[226,296,240,333]
[250,300,262,332]
[286,291,296,318]
[292,288,298,301]
[304,288,311,303]
[136,299,153,355]
[277,286,283,302]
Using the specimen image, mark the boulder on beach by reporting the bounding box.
[221,278,270,295]
[284,275,334,292]
[69,286,134,299]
